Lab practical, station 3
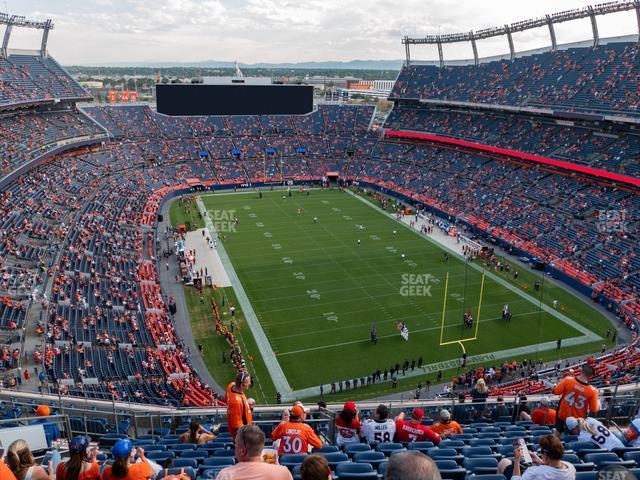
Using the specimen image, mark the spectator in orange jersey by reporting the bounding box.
[553,364,598,434]
[431,409,463,436]
[226,371,253,439]
[271,403,323,455]
[531,397,557,426]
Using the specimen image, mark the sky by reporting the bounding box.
[3,0,640,65]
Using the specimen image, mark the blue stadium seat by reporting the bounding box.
[567,442,601,455]
[376,442,406,456]
[428,447,464,464]
[212,449,236,458]
[440,440,466,450]
[280,454,308,470]
[574,472,598,480]
[335,462,377,479]
[408,441,435,452]
[321,452,350,470]
[146,451,175,461]
[466,475,506,480]
[469,439,497,447]
[354,451,386,467]
[345,444,371,457]
[583,452,635,468]
[172,459,197,469]
[462,447,497,458]
[378,462,388,477]
[172,444,196,452]
[624,451,640,465]
[178,451,207,463]
[463,457,498,475]
[313,445,340,453]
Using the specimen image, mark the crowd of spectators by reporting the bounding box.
[390,42,640,116]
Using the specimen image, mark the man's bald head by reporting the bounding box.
[385,451,442,480]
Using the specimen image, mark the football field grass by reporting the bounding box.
[183,188,610,398]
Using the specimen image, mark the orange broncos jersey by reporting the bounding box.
[226,382,252,438]
[431,420,463,436]
[271,420,323,455]
[553,376,599,420]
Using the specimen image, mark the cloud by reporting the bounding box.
[9,0,640,64]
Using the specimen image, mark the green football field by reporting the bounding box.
[178,188,610,399]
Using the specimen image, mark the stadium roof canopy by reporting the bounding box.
[403,1,640,66]
[0,13,54,58]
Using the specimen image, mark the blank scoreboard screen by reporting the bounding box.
[156,84,314,116]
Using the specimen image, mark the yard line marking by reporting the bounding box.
[275,310,541,356]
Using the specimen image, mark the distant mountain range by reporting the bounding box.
[80,59,405,70]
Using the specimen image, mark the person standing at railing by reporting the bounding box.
[226,371,253,439]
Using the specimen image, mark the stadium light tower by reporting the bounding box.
[0,13,53,58]
[402,1,640,67]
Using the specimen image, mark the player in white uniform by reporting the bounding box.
[360,404,396,447]
[565,416,625,450]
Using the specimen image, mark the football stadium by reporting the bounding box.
[1,1,640,479]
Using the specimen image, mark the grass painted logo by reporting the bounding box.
[212,209,238,233]
[400,273,438,297]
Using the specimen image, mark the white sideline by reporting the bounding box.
[195,197,293,398]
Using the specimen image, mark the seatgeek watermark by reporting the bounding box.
[400,273,437,297]
[596,209,627,233]
[211,209,238,233]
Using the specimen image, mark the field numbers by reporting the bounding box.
[306,289,321,299]
[323,312,338,322]
[332,207,342,212]
[449,293,464,303]
[386,246,398,254]
[272,243,282,250]
[248,213,257,218]
[243,205,251,210]
[264,232,272,238]
[342,215,353,221]
[369,235,380,241]
[321,200,330,205]
[404,259,418,268]
[282,257,293,264]
[293,272,306,280]
[355,224,365,230]
[256,222,264,227]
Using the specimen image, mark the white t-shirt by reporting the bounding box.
[513,461,576,480]
[360,418,396,445]
[578,417,624,450]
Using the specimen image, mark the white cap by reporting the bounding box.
[565,417,579,430]
[295,401,310,414]
[539,396,550,406]
[440,409,451,420]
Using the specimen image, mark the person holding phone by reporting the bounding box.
[6,440,53,480]
[56,436,100,480]
[497,435,576,480]
[101,440,156,480]
[179,422,216,444]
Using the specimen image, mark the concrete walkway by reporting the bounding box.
[156,199,221,394]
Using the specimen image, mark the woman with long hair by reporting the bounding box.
[6,439,52,480]
[334,402,360,446]
[471,378,489,415]
[56,436,100,480]
[178,421,216,444]
[100,440,155,480]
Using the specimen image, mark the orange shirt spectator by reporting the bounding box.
[226,372,253,439]
[271,404,323,455]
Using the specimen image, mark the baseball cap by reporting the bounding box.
[35,405,51,417]
[539,396,550,407]
[343,401,357,412]
[69,436,90,452]
[565,417,579,430]
[412,408,425,420]
[291,404,305,417]
[440,409,451,420]
[111,439,133,458]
